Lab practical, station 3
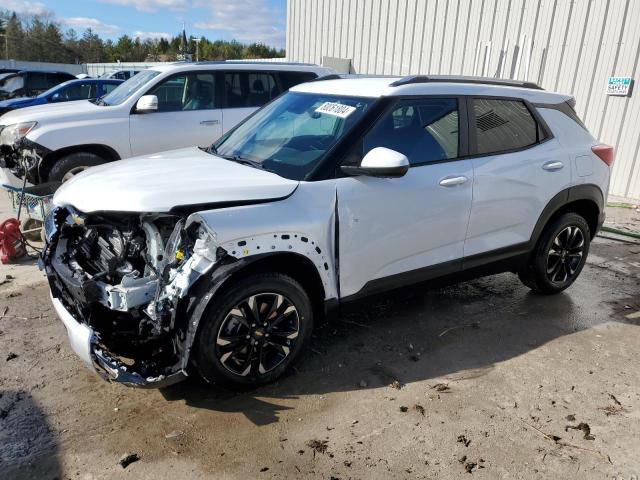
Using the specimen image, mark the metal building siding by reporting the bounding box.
[288,0,640,199]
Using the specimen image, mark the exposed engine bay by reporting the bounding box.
[0,140,48,185]
[42,207,219,386]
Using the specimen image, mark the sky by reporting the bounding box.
[0,0,288,48]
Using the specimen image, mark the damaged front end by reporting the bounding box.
[0,138,48,186]
[41,206,220,387]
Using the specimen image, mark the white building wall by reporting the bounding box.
[287,0,640,200]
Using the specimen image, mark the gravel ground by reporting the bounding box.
[0,196,639,479]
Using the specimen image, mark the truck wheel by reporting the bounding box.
[194,273,314,388]
[518,212,591,294]
[48,152,106,182]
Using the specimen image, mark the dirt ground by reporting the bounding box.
[1,195,639,480]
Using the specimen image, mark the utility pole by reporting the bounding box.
[194,38,201,62]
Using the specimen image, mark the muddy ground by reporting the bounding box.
[1,199,639,479]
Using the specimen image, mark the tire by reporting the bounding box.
[20,218,42,242]
[518,212,591,294]
[47,152,107,182]
[194,273,314,388]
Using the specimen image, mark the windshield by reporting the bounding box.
[212,92,374,180]
[97,70,159,106]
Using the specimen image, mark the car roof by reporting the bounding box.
[53,78,123,88]
[291,75,573,104]
[147,61,333,75]
[11,70,75,76]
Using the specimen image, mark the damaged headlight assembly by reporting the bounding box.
[144,219,219,332]
[0,121,36,146]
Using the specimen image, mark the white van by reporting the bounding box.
[0,62,333,183]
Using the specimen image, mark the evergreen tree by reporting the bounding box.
[0,8,286,63]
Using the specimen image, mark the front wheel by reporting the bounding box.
[47,152,106,182]
[194,273,314,388]
[518,212,591,294]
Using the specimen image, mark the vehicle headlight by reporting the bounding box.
[0,121,37,146]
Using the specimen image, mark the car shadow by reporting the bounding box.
[0,389,62,480]
[159,266,637,426]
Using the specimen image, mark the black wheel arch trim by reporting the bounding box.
[528,184,604,249]
[177,251,328,371]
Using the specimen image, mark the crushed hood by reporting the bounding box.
[53,147,299,213]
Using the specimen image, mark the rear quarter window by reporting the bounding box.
[472,98,546,155]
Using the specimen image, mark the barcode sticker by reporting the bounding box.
[315,102,356,118]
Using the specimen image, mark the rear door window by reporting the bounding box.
[472,98,543,155]
[223,72,278,108]
[148,72,216,111]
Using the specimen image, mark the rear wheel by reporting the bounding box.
[518,212,590,294]
[47,152,107,182]
[194,273,314,388]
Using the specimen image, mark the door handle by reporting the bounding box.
[542,161,564,171]
[439,175,468,187]
[200,119,220,125]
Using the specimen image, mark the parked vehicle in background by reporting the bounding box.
[0,62,333,184]
[0,78,123,115]
[99,69,141,80]
[0,71,77,100]
[0,68,20,76]
[41,75,612,389]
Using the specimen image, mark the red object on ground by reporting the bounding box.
[0,218,27,264]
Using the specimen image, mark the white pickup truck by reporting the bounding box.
[0,62,333,184]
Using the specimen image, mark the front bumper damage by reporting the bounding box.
[41,206,221,388]
[50,294,186,388]
[0,139,49,186]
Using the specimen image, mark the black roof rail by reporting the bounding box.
[190,60,320,67]
[312,73,343,81]
[312,73,398,82]
[389,75,544,90]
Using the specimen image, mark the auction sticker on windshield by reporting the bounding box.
[315,102,356,118]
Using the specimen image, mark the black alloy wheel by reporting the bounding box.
[194,273,313,387]
[545,225,585,284]
[215,293,300,376]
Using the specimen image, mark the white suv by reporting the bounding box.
[0,62,332,184]
[42,75,612,388]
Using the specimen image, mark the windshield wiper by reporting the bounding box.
[208,145,263,169]
[227,155,264,170]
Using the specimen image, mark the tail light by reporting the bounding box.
[592,144,614,166]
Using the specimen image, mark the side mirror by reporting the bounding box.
[50,93,61,102]
[135,94,158,113]
[341,147,410,178]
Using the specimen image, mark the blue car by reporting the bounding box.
[0,78,123,115]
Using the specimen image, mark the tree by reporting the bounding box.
[80,28,104,63]
[4,12,24,60]
[0,8,287,63]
